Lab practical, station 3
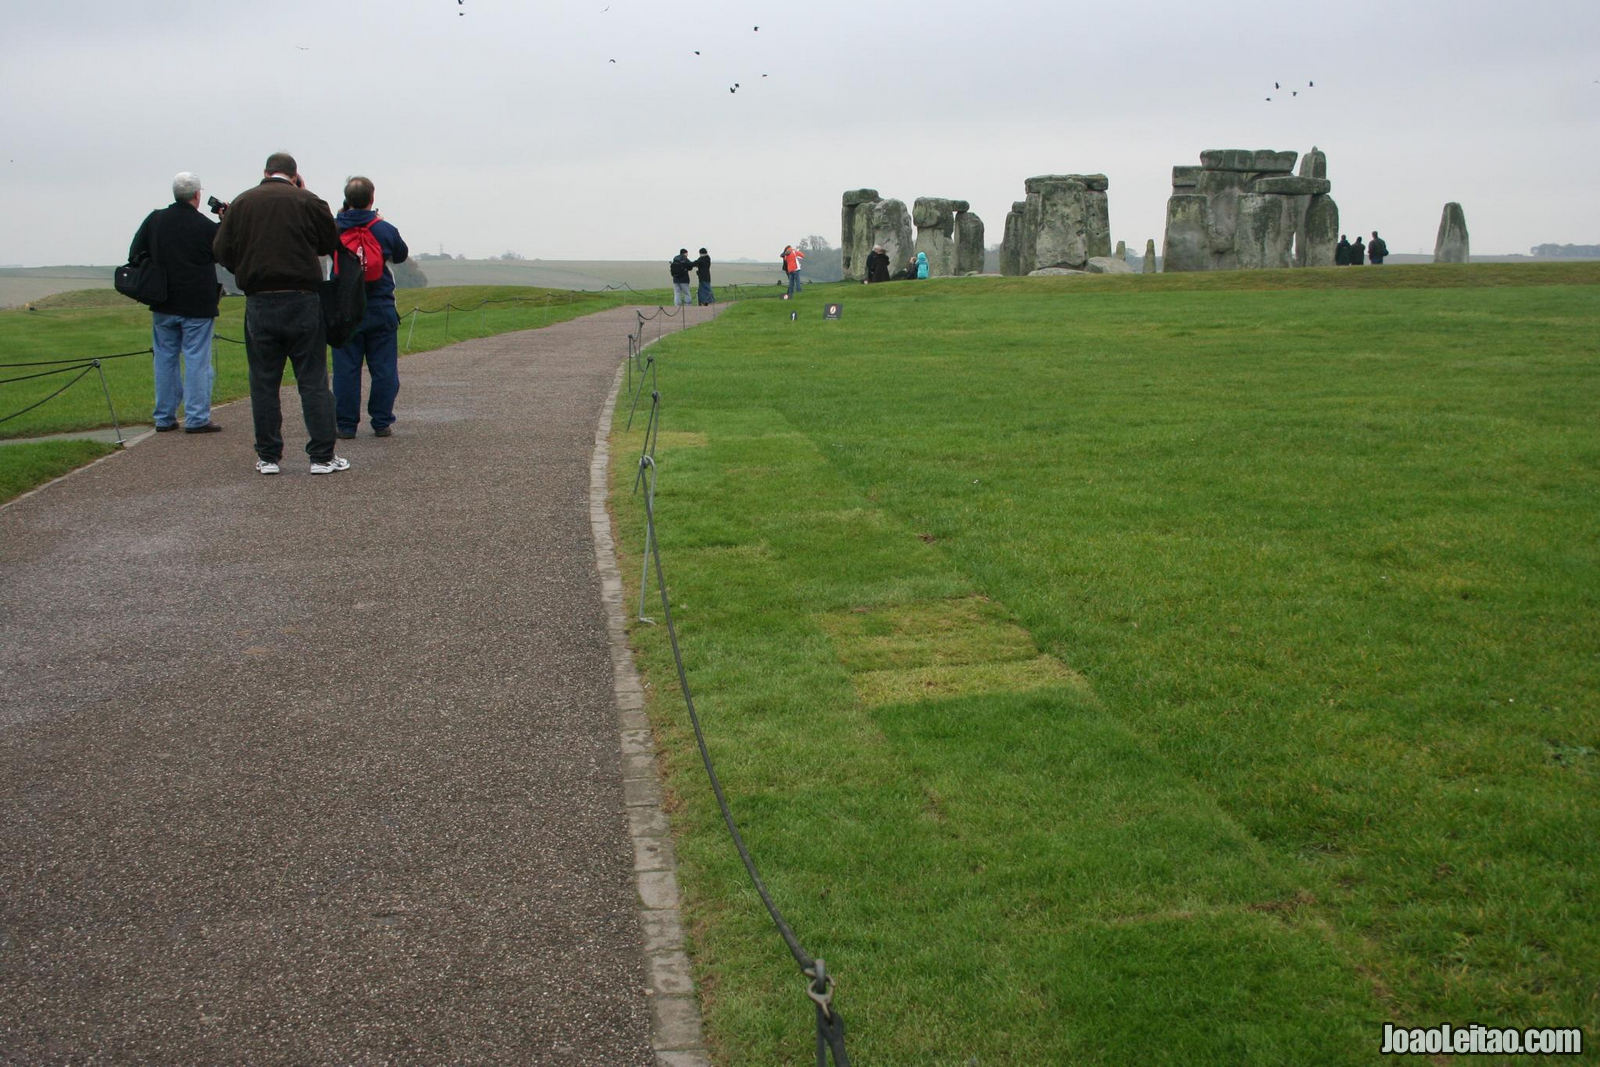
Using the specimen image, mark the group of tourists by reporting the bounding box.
[862,246,928,283]
[669,248,715,307]
[126,152,409,476]
[1337,230,1389,266]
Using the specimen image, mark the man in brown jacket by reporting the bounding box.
[213,152,347,476]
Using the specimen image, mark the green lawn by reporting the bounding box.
[609,264,1600,1064]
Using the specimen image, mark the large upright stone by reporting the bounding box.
[869,198,914,277]
[1000,201,1026,276]
[1031,178,1089,269]
[1298,146,1327,180]
[1434,202,1470,263]
[840,189,879,281]
[1162,194,1210,272]
[1302,195,1339,267]
[954,211,986,275]
[1142,238,1157,274]
[1234,193,1296,269]
[913,197,965,277]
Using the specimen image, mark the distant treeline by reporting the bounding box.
[1530,244,1600,258]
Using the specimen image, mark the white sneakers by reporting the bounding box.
[255,456,350,476]
[309,456,351,475]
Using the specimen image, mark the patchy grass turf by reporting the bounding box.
[609,263,1600,1064]
[0,439,118,502]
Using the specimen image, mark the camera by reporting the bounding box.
[206,195,229,217]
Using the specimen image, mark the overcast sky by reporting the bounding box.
[3,0,1597,266]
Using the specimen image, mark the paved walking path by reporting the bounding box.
[0,305,719,1064]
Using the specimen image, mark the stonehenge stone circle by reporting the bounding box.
[840,189,913,281]
[1162,146,1337,271]
[955,210,986,275]
[1434,202,1470,263]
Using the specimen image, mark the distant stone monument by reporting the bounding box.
[1162,147,1337,271]
[840,189,913,281]
[998,174,1112,274]
[913,198,966,277]
[1142,238,1157,273]
[1434,202,1470,263]
[955,209,986,275]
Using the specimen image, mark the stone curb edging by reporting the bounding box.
[590,357,712,1067]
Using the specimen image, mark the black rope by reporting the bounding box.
[638,457,850,1066]
[0,364,97,425]
[0,347,151,369]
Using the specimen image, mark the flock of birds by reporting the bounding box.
[1266,80,1314,102]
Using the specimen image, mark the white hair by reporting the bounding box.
[172,172,202,202]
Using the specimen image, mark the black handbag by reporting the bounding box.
[115,212,168,306]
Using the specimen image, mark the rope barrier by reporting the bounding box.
[625,359,850,1066]
[0,347,151,369]
[0,365,98,425]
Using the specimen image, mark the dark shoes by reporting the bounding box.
[336,430,356,439]
[184,423,222,434]
[373,426,393,438]
[155,423,180,432]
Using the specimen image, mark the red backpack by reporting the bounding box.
[339,217,385,283]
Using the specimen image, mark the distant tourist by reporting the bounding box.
[694,248,714,305]
[781,244,805,298]
[1350,235,1366,266]
[865,244,890,284]
[213,152,348,476]
[1368,231,1388,265]
[1336,234,1351,266]
[669,249,694,307]
[915,250,930,279]
[128,171,223,433]
[331,176,409,440]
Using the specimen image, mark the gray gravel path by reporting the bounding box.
[0,305,714,1064]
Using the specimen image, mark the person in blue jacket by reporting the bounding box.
[915,250,930,279]
[331,175,409,438]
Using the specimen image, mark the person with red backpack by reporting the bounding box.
[331,175,410,439]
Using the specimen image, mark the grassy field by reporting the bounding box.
[608,263,1600,1063]
[0,285,657,502]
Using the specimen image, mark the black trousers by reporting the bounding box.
[243,292,337,463]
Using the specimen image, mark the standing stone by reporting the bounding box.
[1162,194,1210,272]
[1298,146,1327,181]
[1000,202,1026,276]
[1234,193,1296,269]
[1028,178,1089,269]
[954,211,986,275]
[1142,238,1156,274]
[913,197,965,277]
[1302,195,1339,267]
[869,198,914,278]
[1115,240,1126,260]
[840,189,879,281]
[1434,202,1470,263]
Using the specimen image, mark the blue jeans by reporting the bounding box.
[151,312,215,428]
[672,281,692,307]
[243,291,337,463]
[332,303,401,433]
[697,279,714,305]
[787,269,803,297]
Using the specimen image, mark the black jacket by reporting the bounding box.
[865,249,890,283]
[670,254,693,283]
[693,254,711,282]
[213,177,340,294]
[129,201,220,318]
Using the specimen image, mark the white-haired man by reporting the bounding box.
[127,172,223,432]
